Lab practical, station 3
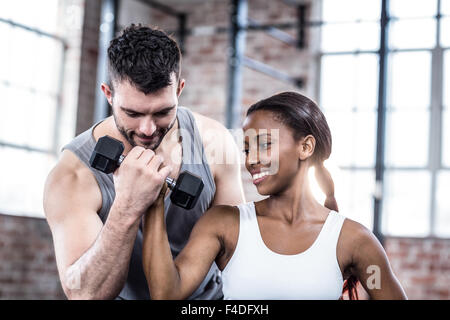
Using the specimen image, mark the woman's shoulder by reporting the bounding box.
[205,203,241,216]
[341,217,376,244]
[334,216,381,274]
[339,216,384,260]
[196,204,241,231]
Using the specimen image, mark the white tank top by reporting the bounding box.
[221,202,346,300]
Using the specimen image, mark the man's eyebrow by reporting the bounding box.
[154,105,176,113]
[120,105,176,114]
[120,106,143,114]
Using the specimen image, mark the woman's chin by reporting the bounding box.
[255,185,272,196]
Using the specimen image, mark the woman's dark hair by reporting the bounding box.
[247,91,359,300]
[107,24,181,94]
[246,91,331,164]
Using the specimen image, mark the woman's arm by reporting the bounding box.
[347,221,407,300]
[142,196,227,300]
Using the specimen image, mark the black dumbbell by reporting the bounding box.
[89,135,204,210]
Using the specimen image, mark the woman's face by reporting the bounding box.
[242,110,302,196]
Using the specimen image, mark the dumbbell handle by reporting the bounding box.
[165,177,176,190]
[117,154,176,190]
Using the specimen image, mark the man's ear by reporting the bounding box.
[177,78,185,97]
[101,83,113,106]
[298,135,316,161]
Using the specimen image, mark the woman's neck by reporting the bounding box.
[262,167,328,224]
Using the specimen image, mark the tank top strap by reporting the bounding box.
[235,202,265,250]
[61,119,114,221]
[222,201,261,274]
[176,106,204,165]
[176,106,215,194]
[316,211,346,254]
[237,202,258,229]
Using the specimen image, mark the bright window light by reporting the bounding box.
[390,0,437,18]
[383,170,431,237]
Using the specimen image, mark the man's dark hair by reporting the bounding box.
[107,24,181,94]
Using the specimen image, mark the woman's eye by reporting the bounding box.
[259,142,271,149]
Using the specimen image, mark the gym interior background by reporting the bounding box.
[0,0,449,299]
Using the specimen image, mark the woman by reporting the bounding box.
[142,92,407,300]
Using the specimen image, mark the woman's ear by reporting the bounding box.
[298,135,316,161]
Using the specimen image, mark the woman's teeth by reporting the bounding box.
[252,171,270,180]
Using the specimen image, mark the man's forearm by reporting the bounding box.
[64,204,141,299]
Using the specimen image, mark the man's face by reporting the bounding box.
[103,75,184,150]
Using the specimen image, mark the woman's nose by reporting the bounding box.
[247,147,260,165]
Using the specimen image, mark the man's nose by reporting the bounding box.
[139,117,157,136]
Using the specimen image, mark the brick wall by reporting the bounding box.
[0,214,65,299]
[384,238,450,300]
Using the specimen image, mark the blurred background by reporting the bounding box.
[0,0,449,299]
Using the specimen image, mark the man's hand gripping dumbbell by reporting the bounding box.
[89,136,204,215]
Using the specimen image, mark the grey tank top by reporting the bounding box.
[62,106,223,300]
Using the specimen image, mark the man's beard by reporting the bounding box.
[114,114,177,151]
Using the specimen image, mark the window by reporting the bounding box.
[319,0,380,230]
[0,1,82,217]
[319,0,449,237]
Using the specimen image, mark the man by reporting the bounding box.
[43,24,245,300]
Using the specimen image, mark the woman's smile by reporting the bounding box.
[252,171,271,185]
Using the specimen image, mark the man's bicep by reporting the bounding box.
[44,166,104,279]
[50,207,103,270]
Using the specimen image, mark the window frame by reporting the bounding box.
[318,0,449,239]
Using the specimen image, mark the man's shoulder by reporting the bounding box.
[64,118,108,152]
[189,110,240,163]
[44,149,102,220]
[189,110,237,149]
[180,108,243,199]
[190,110,229,133]
[47,150,96,192]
